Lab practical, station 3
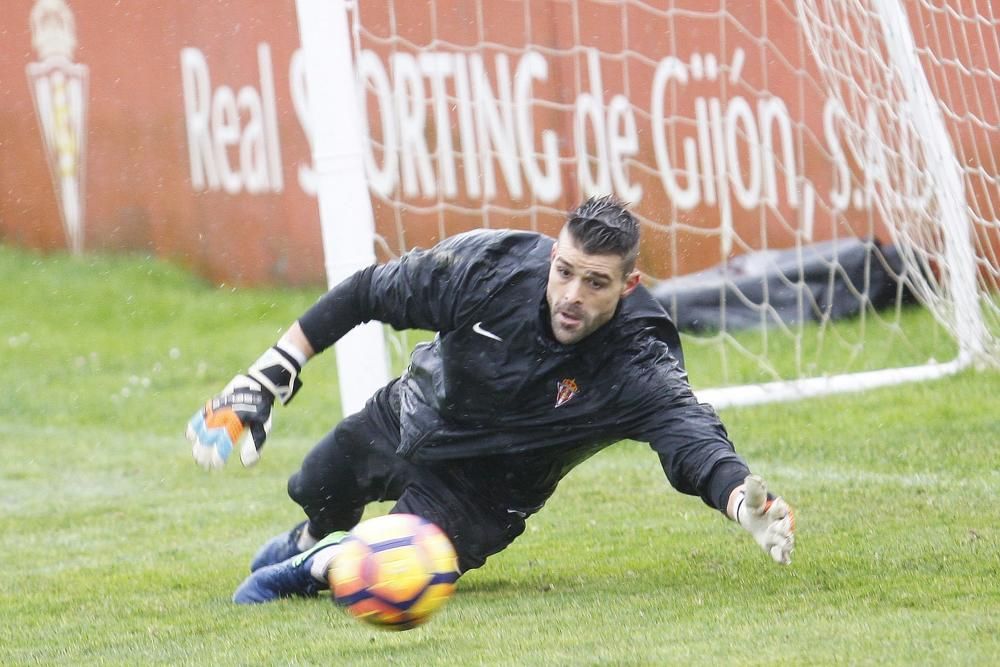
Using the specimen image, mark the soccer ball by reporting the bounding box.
[330,513,459,630]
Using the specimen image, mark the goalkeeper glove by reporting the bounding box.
[733,475,795,565]
[186,344,303,470]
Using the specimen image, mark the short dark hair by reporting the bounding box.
[564,195,640,273]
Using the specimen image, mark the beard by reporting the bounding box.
[550,302,589,343]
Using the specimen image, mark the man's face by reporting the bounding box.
[545,228,640,345]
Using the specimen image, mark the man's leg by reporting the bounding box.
[234,464,532,604]
[236,383,536,603]
[248,379,407,572]
[233,530,350,604]
[389,461,531,574]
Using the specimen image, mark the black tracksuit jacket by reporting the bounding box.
[299,229,750,515]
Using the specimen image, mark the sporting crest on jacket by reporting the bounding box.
[554,378,578,407]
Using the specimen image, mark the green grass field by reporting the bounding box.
[1,245,997,665]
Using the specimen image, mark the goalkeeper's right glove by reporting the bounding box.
[186,344,303,470]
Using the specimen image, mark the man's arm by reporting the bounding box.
[186,232,497,470]
[629,360,795,564]
[185,262,428,471]
[295,232,504,354]
[648,414,796,565]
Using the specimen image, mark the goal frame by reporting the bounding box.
[299,0,996,411]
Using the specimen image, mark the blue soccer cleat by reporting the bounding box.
[232,553,321,604]
[233,531,348,605]
[249,521,309,572]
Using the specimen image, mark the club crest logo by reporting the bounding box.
[554,378,578,407]
[26,0,89,254]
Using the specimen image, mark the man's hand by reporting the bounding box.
[731,475,795,565]
[187,375,274,470]
[185,345,303,470]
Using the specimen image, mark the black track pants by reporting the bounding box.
[286,379,527,572]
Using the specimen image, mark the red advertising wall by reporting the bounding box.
[2,0,997,286]
[3,0,321,285]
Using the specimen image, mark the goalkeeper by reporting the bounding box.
[186,195,795,604]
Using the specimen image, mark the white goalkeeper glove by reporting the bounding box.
[186,344,303,470]
[732,475,795,565]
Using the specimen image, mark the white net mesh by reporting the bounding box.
[799,0,999,365]
[345,0,999,398]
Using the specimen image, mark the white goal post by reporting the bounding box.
[300,0,999,410]
[295,0,390,416]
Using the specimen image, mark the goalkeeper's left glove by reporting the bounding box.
[732,474,795,565]
[186,344,303,470]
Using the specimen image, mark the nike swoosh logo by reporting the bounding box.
[472,321,503,342]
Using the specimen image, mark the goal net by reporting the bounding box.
[331,0,999,407]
